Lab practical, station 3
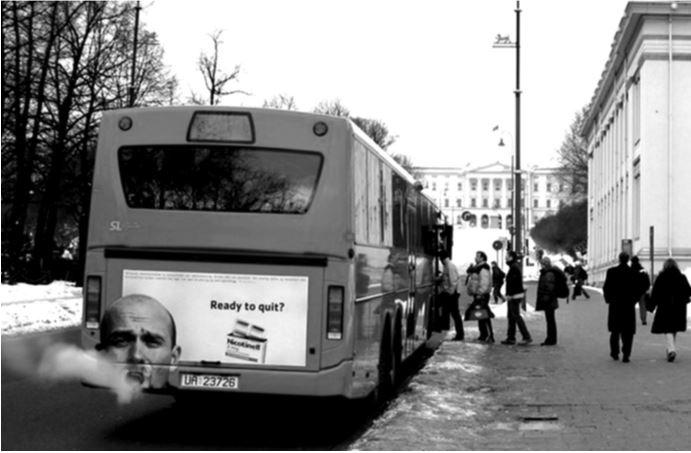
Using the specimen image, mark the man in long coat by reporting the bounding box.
[602,252,639,362]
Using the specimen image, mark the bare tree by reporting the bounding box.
[557,106,589,198]
[2,1,178,283]
[195,30,248,105]
[263,93,297,110]
[313,98,350,117]
[351,117,396,150]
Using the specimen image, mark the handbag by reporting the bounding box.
[464,302,490,321]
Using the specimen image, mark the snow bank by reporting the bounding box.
[1,281,82,336]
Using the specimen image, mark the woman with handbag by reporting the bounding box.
[465,251,494,343]
[649,258,691,362]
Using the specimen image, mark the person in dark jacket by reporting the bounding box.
[570,262,590,301]
[500,251,532,345]
[535,257,567,345]
[602,252,639,362]
[630,256,651,325]
[649,258,691,362]
[490,261,506,304]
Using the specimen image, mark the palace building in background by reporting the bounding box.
[414,162,572,267]
[582,1,691,282]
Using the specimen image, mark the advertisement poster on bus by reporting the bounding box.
[115,269,309,368]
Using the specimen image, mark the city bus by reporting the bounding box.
[81,106,450,401]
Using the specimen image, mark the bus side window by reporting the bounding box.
[392,174,406,249]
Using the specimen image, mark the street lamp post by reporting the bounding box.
[494,0,522,263]
[495,130,515,251]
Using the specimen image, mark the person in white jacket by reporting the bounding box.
[465,251,494,343]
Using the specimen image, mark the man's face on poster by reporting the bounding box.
[99,295,181,389]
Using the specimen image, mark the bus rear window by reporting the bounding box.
[118,146,322,214]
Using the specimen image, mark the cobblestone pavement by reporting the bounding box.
[349,284,691,450]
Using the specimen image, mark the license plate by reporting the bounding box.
[180,373,239,390]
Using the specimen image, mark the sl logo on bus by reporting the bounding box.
[109,220,141,232]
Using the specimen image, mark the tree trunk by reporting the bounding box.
[6,2,36,281]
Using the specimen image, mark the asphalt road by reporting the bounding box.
[1,328,392,450]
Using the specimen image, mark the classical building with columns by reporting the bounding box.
[414,162,571,264]
[582,1,691,282]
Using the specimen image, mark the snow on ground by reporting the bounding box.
[1,281,82,336]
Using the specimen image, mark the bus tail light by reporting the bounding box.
[85,276,102,329]
[326,286,344,340]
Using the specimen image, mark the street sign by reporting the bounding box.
[492,240,503,251]
[461,211,472,221]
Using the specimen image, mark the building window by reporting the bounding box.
[471,198,476,208]
[457,182,462,191]
[444,181,449,189]
[481,214,489,229]
[470,178,478,191]
[507,198,512,208]
[456,215,462,224]
[546,199,551,208]
[469,214,477,228]
[497,214,503,229]
[456,198,462,208]
[481,178,489,191]
[507,215,513,228]
[533,199,539,208]
[494,178,502,191]
[558,183,564,192]
[546,182,552,192]
[533,182,539,192]
[432,182,436,191]
[482,198,488,208]
[444,199,449,208]
[494,198,501,208]
[506,178,513,190]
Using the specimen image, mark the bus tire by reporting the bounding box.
[375,317,394,402]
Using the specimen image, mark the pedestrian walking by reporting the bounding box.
[630,256,651,325]
[500,251,532,345]
[535,256,568,345]
[602,252,639,362]
[648,258,691,362]
[491,261,506,304]
[436,250,464,341]
[465,251,494,343]
[570,262,590,301]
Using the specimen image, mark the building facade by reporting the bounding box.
[582,1,691,282]
[414,162,572,261]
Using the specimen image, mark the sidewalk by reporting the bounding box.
[349,284,691,450]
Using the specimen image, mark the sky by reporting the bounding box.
[140,0,634,168]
